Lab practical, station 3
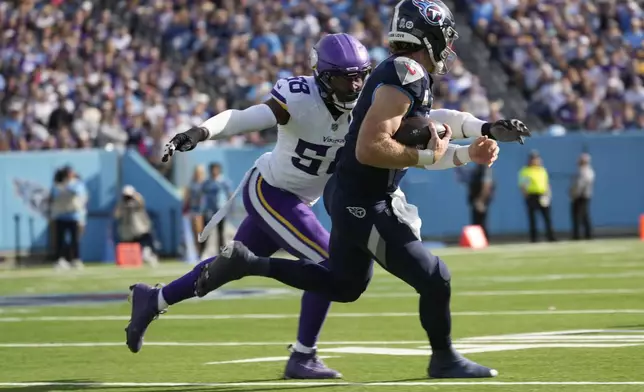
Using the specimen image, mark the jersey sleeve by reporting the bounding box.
[270,79,290,110]
[269,76,316,132]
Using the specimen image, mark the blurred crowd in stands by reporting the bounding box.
[0,0,641,162]
[466,0,644,131]
[0,0,496,162]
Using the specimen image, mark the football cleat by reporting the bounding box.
[284,345,343,379]
[428,348,498,378]
[125,283,165,353]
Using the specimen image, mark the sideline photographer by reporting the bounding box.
[114,185,158,266]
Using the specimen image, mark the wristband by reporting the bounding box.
[481,122,492,138]
[417,149,436,166]
[454,145,471,165]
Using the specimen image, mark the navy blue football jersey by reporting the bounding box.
[335,55,434,201]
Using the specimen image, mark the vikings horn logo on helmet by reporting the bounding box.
[411,0,446,26]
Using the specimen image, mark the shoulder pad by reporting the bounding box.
[270,78,290,109]
[270,76,314,110]
[393,57,425,86]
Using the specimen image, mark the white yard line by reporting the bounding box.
[204,356,339,365]
[0,308,641,323]
[0,341,428,348]
[364,288,644,298]
[1,309,643,323]
[458,271,644,283]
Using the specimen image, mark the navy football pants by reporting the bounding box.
[266,176,453,349]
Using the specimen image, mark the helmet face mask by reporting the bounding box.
[424,24,458,75]
[388,0,459,75]
[319,70,371,109]
[310,34,372,111]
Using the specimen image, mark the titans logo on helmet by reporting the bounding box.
[411,0,446,26]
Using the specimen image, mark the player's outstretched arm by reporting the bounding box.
[162,99,289,162]
[356,85,446,169]
[429,109,531,144]
[202,99,289,140]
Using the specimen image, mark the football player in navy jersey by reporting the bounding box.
[195,0,530,379]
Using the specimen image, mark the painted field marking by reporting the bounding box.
[0,341,427,348]
[1,309,644,323]
[365,288,644,299]
[0,308,33,314]
[459,271,644,283]
[204,355,338,365]
[321,344,642,356]
[1,381,644,387]
[4,328,644,350]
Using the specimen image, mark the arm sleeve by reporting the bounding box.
[428,109,487,139]
[201,104,278,140]
[423,144,471,170]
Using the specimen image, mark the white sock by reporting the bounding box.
[157,290,169,311]
[294,341,315,354]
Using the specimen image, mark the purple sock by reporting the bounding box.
[161,257,214,305]
[296,291,332,348]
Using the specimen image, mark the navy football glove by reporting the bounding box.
[487,119,531,145]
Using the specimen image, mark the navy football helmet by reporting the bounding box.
[388,0,459,75]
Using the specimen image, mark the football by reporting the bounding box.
[393,117,447,150]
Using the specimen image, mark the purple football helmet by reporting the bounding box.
[310,33,372,111]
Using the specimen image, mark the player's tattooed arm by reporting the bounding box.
[356,85,422,169]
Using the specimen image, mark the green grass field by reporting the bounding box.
[1,239,644,392]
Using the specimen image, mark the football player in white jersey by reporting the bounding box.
[126,33,371,379]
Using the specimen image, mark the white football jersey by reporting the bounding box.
[255,76,350,205]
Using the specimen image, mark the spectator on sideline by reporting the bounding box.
[49,166,87,270]
[569,152,595,240]
[519,151,556,243]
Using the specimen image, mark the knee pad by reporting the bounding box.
[333,281,367,303]
[434,256,451,283]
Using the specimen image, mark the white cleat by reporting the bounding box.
[54,258,71,271]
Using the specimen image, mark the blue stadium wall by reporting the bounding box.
[0,149,181,261]
[1,133,642,261]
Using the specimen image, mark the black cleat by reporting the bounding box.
[428,348,498,378]
[195,241,257,297]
